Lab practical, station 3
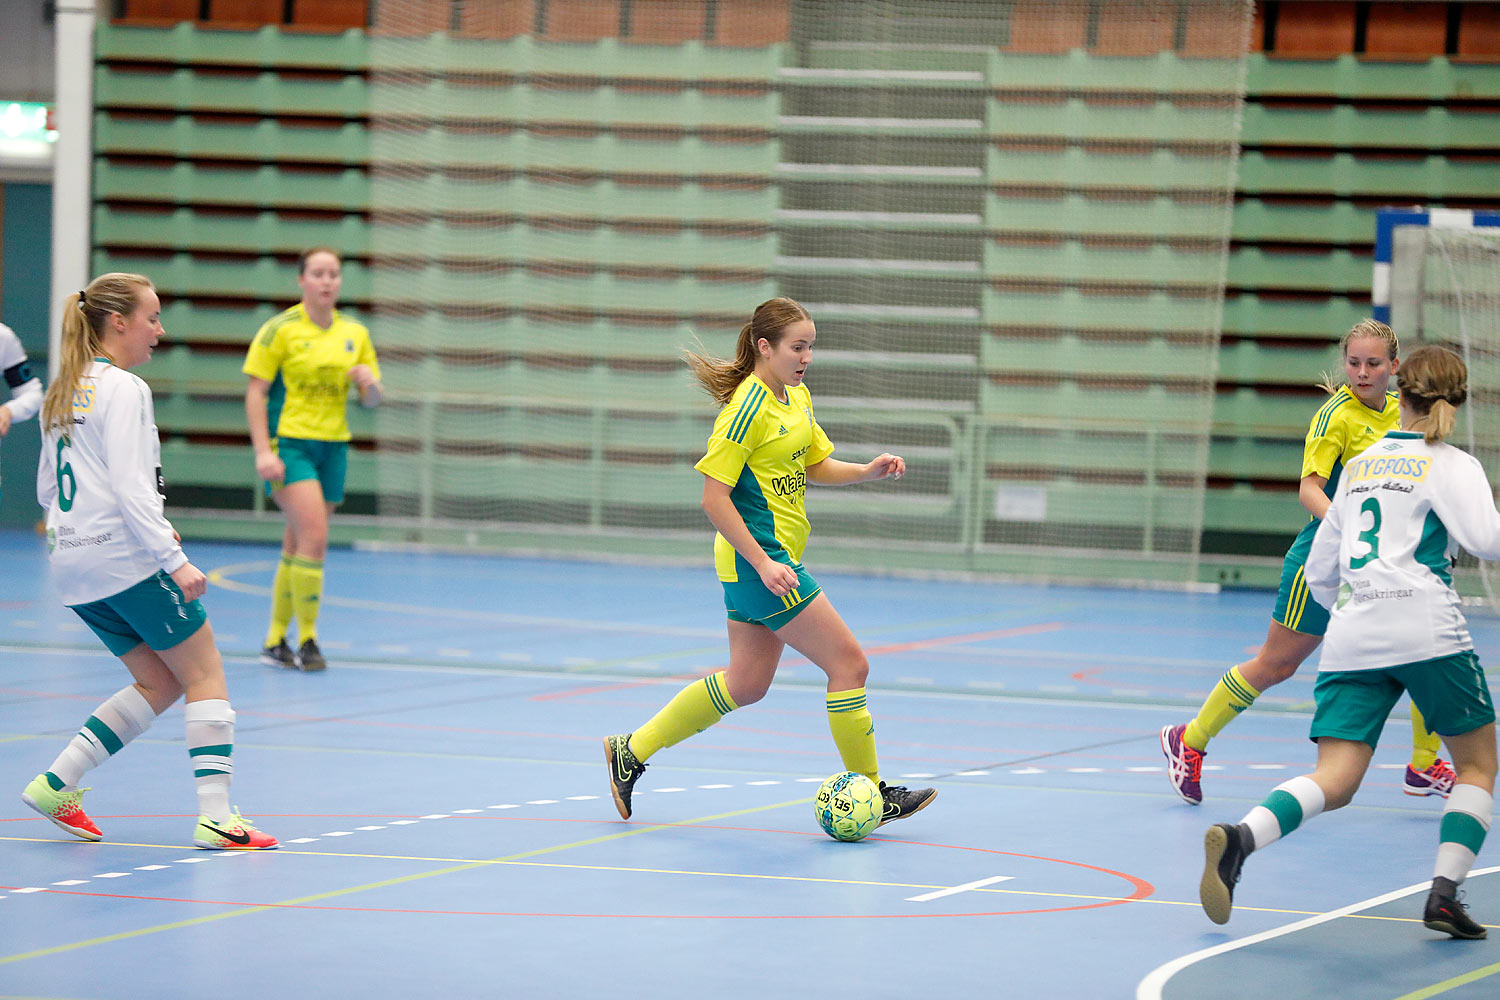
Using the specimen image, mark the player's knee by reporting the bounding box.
[727,677,769,707]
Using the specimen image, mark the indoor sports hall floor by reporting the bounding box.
[2,527,1497,999]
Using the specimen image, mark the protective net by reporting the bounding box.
[1391,221,1500,606]
[366,0,1251,584]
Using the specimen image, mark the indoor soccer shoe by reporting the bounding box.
[604,733,647,820]
[877,782,936,827]
[296,638,326,672]
[1424,877,1488,939]
[193,809,279,850]
[1404,758,1456,798]
[1161,723,1205,805]
[1200,822,1250,925]
[21,774,102,842]
[260,639,297,669]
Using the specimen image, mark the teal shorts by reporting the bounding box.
[1310,651,1496,749]
[1272,520,1329,636]
[267,436,348,504]
[70,570,208,656]
[722,552,821,629]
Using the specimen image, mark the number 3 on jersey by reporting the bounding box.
[56,435,77,512]
[1350,496,1381,569]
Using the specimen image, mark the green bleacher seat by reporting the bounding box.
[1231,198,1377,245]
[372,130,780,176]
[1244,53,1500,101]
[984,241,1228,286]
[1220,294,1365,341]
[987,96,1240,143]
[96,21,369,71]
[95,161,370,210]
[1203,484,1306,536]
[1208,436,1303,481]
[94,205,370,257]
[1227,246,1371,293]
[1237,151,1499,199]
[369,34,782,81]
[980,333,1218,382]
[1212,385,1331,438]
[987,191,1231,239]
[987,49,1246,94]
[94,114,368,164]
[1242,104,1492,151]
[94,66,367,117]
[981,287,1223,332]
[93,251,372,302]
[1215,339,1334,387]
[373,80,777,130]
[986,145,1234,192]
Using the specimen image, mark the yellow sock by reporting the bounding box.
[1183,665,1261,751]
[288,556,324,644]
[826,687,880,785]
[264,554,294,647]
[1410,701,1441,770]
[630,671,738,762]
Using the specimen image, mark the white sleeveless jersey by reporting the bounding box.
[37,361,187,605]
[1306,430,1500,671]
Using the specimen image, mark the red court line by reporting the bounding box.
[531,621,1065,702]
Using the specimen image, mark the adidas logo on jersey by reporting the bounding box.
[778,424,788,435]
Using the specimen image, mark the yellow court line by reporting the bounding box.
[0,794,810,965]
[1389,960,1500,1000]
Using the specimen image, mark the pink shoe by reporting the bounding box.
[1404,758,1456,798]
[1161,724,1205,805]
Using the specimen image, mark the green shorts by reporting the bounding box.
[1272,520,1329,636]
[70,570,208,656]
[267,436,348,504]
[1310,651,1496,749]
[722,552,821,629]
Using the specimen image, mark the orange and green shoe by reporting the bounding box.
[21,773,102,842]
[193,809,279,850]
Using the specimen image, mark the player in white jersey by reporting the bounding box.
[21,273,277,850]
[1198,346,1498,939]
[0,320,44,502]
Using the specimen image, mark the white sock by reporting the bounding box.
[46,685,157,789]
[184,699,235,823]
[1435,784,1494,886]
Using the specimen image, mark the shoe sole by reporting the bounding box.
[193,837,279,850]
[1161,725,1203,806]
[1425,914,1487,939]
[1403,786,1449,798]
[877,789,937,827]
[260,654,295,669]
[297,659,327,672]
[602,738,631,820]
[1200,825,1233,925]
[21,791,102,842]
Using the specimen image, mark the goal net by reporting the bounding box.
[364,0,1251,585]
[1378,207,1500,606]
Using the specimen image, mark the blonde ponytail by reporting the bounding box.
[40,273,155,430]
[1396,344,1468,444]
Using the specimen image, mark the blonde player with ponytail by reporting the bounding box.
[1200,345,1499,939]
[21,274,277,850]
[1162,320,1453,805]
[603,297,936,827]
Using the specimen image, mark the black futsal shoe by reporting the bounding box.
[296,638,326,672]
[1200,822,1251,924]
[260,639,296,669]
[604,733,647,820]
[877,782,936,826]
[1425,877,1488,939]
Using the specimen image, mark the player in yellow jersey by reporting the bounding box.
[1162,320,1452,803]
[603,297,937,827]
[243,248,382,671]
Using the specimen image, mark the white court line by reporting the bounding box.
[1135,865,1500,1000]
[907,875,1014,902]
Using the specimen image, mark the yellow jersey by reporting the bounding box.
[694,376,835,582]
[1301,385,1401,504]
[242,304,380,442]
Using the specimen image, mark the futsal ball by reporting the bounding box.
[814,771,883,842]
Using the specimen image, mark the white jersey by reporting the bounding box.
[37,360,187,606]
[1306,430,1500,671]
[1,323,43,464]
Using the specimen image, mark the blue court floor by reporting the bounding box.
[1,527,1498,998]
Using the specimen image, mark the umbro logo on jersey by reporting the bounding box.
[778,425,788,435]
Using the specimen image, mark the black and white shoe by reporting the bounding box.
[1200,822,1251,925]
[604,734,647,819]
[878,782,936,827]
[296,638,326,672]
[260,639,297,669]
